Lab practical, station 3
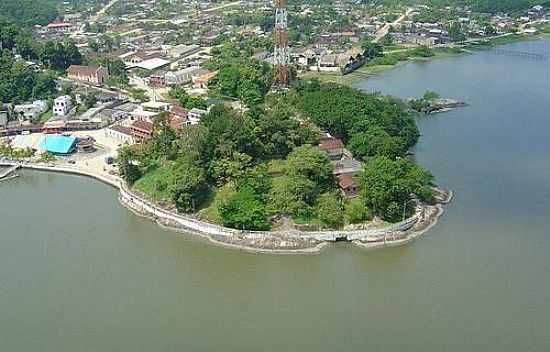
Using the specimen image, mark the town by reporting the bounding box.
[0,0,546,237]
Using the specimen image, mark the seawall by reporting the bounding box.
[0,161,451,254]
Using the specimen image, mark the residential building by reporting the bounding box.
[53,96,73,117]
[188,108,207,125]
[13,100,48,122]
[105,125,135,144]
[319,137,344,160]
[67,65,109,86]
[45,22,73,33]
[169,106,190,130]
[338,175,359,197]
[165,66,207,86]
[131,120,154,143]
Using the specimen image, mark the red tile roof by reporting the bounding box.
[319,138,344,151]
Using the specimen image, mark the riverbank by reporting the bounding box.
[0,161,452,254]
[301,33,546,87]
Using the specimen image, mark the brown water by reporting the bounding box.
[1,40,550,351]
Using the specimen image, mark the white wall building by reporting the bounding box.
[53,96,73,117]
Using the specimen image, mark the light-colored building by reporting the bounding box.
[13,100,48,122]
[53,96,73,117]
[165,67,207,86]
[188,108,207,125]
[67,65,109,86]
[105,125,135,145]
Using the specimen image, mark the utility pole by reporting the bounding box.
[273,0,290,88]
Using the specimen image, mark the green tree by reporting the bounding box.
[220,186,270,230]
[359,156,434,222]
[286,145,334,190]
[345,198,371,224]
[315,192,344,229]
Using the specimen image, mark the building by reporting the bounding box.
[67,65,109,86]
[53,96,73,117]
[188,108,207,125]
[130,120,154,143]
[105,125,135,144]
[338,175,359,197]
[319,138,344,160]
[193,70,217,89]
[165,67,207,86]
[13,101,48,122]
[40,135,77,155]
[45,22,73,33]
[169,106,190,130]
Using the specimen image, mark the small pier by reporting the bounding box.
[0,165,20,180]
[491,49,547,60]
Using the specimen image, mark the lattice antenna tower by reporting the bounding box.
[273,0,290,88]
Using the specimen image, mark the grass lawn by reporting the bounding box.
[132,163,174,204]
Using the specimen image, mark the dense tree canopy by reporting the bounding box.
[291,81,419,160]
[360,156,434,222]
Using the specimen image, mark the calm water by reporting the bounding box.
[2,40,550,351]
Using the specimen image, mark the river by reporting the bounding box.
[1,40,550,351]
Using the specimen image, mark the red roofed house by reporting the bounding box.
[169,106,190,130]
[46,22,73,33]
[131,121,154,143]
[319,137,344,160]
[67,65,109,86]
[338,175,359,197]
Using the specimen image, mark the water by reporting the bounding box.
[2,40,550,351]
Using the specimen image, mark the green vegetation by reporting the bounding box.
[0,19,84,104]
[0,0,57,26]
[204,40,273,106]
[120,79,434,227]
[0,141,35,159]
[409,90,441,114]
[290,81,419,155]
[168,86,208,110]
[360,156,434,222]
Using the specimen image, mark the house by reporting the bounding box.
[105,125,135,144]
[130,120,154,143]
[169,106,190,130]
[45,22,73,33]
[188,108,207,124]
[13,101,48,122]
[192,70,217,89]
[165,66,207,86]
[67,65,109,86]
[148,70,167,87]
[338,175,359,197]
[53,96,73,116]
[319,138,344,160]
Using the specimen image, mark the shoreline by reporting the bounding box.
[1,161,452,254]
[301,33,547,87]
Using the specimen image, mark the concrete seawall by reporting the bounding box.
[1,161,450,253]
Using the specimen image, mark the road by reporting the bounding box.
[91,0,122,22]
[71,0,121,37]
[204,1,242,13]
[374,8,414,43]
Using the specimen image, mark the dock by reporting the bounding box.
[0,165,20,180]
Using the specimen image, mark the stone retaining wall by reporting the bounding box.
[1,161,432,252]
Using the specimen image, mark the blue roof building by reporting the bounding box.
[41,135,77,155]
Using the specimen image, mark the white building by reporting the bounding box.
[105,125,135,145]
[13,100,48,121]
[188,108,207,125]
[53,96,73,117]
[165,67,208,86]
